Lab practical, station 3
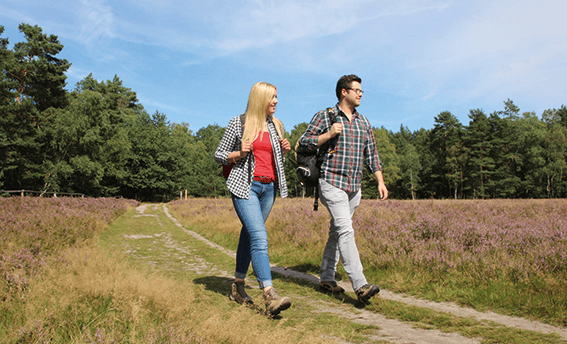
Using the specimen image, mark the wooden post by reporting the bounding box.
[185,189,187,200]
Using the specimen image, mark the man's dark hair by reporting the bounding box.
[336,74,362,100]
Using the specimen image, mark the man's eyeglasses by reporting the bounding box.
[347,88,364,95]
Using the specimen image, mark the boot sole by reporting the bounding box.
[357,286,380,304]
[229,294,254,305]
[266,298,291,316]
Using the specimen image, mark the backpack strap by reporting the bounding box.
[317,108,338,159]
[313,108,338,211]
[314,183,320,211]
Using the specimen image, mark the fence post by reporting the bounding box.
[185,189,187,200]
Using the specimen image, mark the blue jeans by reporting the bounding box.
[318,179,367,291]
[232,180,276,288]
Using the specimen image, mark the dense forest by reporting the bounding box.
[2,24,567,201]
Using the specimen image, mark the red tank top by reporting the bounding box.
[253,131,276,179]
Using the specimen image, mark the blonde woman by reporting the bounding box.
[214,82,292,316]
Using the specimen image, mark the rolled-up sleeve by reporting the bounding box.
[364,122,383,173]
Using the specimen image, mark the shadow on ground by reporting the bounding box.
[193,271,371,311]
[271,268,369,308]
[194,276,233,296]
[193,276,289,319]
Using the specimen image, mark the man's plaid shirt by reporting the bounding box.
[298,104,383,193]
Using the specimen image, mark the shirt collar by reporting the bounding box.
[335,103,359,120]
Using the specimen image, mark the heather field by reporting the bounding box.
[168,198,567,327]
[0,197,137,289]
[3,196,567,343]
[0,198,328,344]
[0,197,138,342]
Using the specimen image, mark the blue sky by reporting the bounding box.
[1,0,566,134]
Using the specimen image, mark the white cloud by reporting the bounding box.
[65,65,92,86]
[0,3,35,29]
[4,0,565,129]
[74,0,116,50]
[399,0,567,110]
[41,0,455,64]
[214,0,453,54]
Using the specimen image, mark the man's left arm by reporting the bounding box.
[373,170,388,201]
[363,116,388,200]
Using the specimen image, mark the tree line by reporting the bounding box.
[2,24,567,201]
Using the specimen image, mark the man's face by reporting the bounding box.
[344,81,363,108]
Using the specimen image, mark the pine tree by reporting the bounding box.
[0,24,70,191]
[464,109,494,199]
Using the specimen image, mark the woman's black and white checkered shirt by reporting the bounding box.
[214,115,288,199]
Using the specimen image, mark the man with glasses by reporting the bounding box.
[298,74,388,304]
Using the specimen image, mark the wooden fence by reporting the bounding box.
[1,190,85,197]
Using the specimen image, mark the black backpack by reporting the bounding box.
[295,108,338,210]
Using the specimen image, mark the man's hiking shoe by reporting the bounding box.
[320,281,345,293]
[230,282,253,305]
[355,284,380,304]
[263,288,291,316]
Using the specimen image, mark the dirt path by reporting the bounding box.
[133,204,567,343]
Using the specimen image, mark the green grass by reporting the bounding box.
[97,204,385,344]
[166,199,567,344]
[5,198,564,343]
[170,198,567,328]
[363,266,567,327]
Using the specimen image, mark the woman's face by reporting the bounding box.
[265,89,278,115]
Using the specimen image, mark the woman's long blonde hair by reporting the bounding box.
[242,82,284,142]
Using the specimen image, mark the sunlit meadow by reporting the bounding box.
[1,197,327,344]
[169,198,567,326]
[0,197,140,342]
[1,196,137,296]
[4,196,566,342]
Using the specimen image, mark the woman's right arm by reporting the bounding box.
[214,117,240,165]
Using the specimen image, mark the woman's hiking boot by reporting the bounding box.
[355,284,380,304]
[263,287,291,316]
[230,281,253,305]
[320,281,345,293]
